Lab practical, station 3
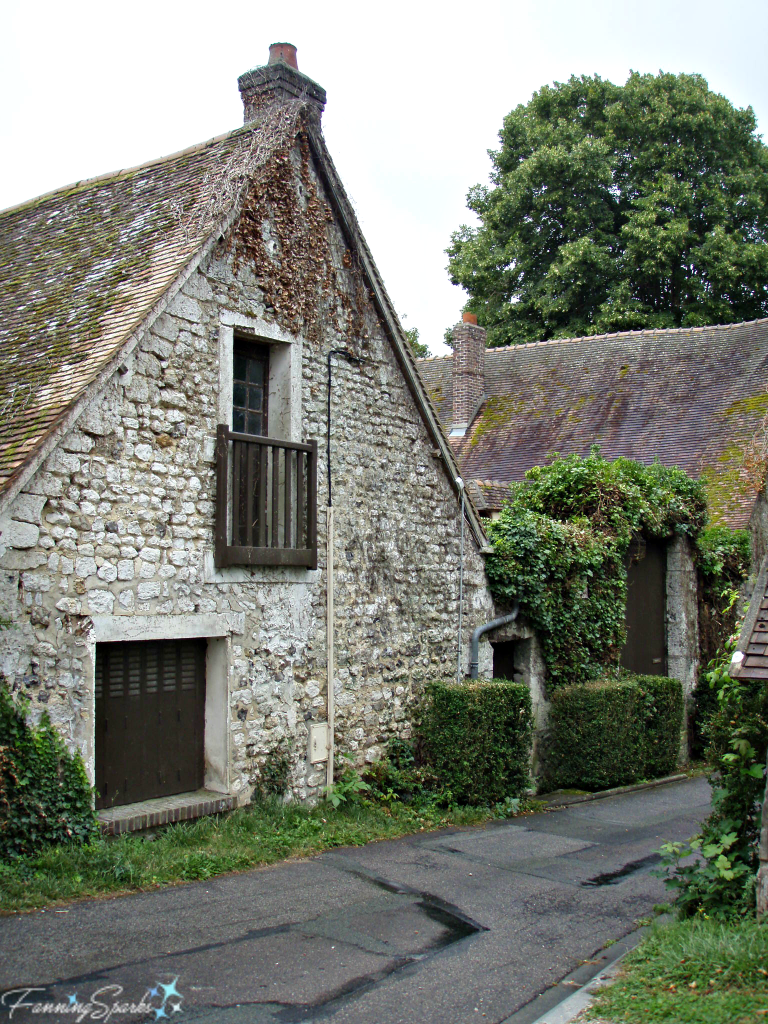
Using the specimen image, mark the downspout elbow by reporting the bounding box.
[469,601,520,679]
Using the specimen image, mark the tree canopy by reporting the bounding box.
[447,72,768,347]
[404,325,430,358]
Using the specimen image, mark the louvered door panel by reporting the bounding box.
[95,638,206,809]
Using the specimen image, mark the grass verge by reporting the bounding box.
[587,916,768,1023]
[0,798,498,914]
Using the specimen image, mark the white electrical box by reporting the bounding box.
[308,722,329,764]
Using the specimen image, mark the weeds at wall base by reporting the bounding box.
[0,794,539,914]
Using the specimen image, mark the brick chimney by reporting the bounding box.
[451,313,486,437]
[238,43,326,126]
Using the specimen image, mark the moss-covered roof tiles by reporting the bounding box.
[418,319,768,528]
[0,123,260,496]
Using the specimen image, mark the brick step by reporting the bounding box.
[98,789,237,835]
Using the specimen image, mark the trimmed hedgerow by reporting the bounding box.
[416,680,532,805]
[0,680,97,858]
[641,676,686,778]
[543,675,683,791]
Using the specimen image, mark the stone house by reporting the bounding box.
[418,315,768,723]
[0,45,497,828]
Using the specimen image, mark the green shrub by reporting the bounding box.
[362,738,441,805]
[416,680,532,805]
[544,675,683,791]
[641,676,686,778]
[250,738,292,801]
[0,680,96,858]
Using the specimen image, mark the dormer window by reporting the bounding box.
[233,342,269,436]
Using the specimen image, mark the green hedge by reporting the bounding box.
[0,681,96,858]
[543,675,683,791]
[416,680,532,805]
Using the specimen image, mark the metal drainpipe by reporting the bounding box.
[325,349,362,788]
[456,478,465,685]
[469,601,520,679]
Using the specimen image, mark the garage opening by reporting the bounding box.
[95,638,206,809]
[621,537,667,676]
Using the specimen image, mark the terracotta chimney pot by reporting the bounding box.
[268,42,299,70]
[462,312,478,325]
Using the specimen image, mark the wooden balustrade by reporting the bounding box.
[215,425,317,568]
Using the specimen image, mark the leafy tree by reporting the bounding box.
[447,72,768,347]
[404,325,430,358]
[399,314,430,358]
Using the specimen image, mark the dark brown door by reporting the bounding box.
[621,538,667,676]
[95,638,206,809]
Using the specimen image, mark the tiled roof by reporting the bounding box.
[466,480,512,512]
[0,122,262,496]
[418,320,768,528]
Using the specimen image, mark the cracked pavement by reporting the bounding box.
[0,776,711,1024]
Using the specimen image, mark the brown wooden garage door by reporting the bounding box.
[95,638,206,809]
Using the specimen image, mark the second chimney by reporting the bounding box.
[451,313,486,437]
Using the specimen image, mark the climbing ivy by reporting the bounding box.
[0,679,96,858]
[486,448,708,688]
[691,527,752,754]
[697,526,751,662]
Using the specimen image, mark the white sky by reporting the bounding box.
[3,0,767,356]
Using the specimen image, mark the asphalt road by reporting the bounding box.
[0,776,712,1024]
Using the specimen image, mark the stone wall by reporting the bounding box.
[0,132,496,804]
[666,535,700,761]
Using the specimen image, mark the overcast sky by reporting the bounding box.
[3,0,767,355]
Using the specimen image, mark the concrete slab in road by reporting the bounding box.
[0,776,712,1024]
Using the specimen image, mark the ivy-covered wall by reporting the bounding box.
[485,448,707,690]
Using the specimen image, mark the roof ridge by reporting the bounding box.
[483,317,768,355]
[0,123,255,217]
[417,317,768,362]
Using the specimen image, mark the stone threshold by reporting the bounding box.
[98,789,237,835]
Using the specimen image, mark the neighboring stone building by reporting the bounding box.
[0,45,497,826]
[419,316,768,719]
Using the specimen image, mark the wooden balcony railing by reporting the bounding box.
[215,425,318,568]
